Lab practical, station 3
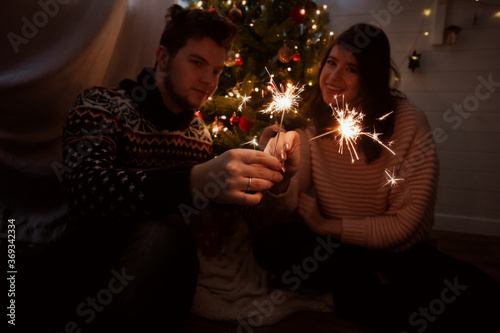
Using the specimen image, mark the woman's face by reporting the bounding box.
[319,45,361,107]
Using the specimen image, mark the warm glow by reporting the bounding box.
[423,8,431,16]
[309,95,395,163]
[384,168,404,187]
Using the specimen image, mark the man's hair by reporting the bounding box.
[159,4,238,58]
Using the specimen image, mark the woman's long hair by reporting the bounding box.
[303,23,404,163]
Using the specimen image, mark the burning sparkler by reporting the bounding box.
[309,95,395,163]
[242,137,259,150]
[261,69,305,155]
[238,95,251,111]
[384,167,404,187]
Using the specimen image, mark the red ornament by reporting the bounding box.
[278,46,294,63]
[230,112,240,125]
[228,7,243,22]
[289,7,306,25]
[236,57,243,66]
[293,53,301,62]
[195,111,203,120]
[238,116,255,133]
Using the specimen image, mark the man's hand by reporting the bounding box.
[190,149,283,206]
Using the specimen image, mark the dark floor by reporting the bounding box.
[181,229,500,333]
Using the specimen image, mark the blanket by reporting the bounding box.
[190,213,333,328]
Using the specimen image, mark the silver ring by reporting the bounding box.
[247,177,252,192]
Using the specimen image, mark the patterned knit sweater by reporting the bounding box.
[276,98,439,252]
[61,68,213,225]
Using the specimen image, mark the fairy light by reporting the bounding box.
[309,95,396,163]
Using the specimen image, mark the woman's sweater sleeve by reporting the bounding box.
[341,110,439,251]
[261,129,313,211]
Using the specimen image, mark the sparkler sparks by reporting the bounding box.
[261,68,305,154]
[242,137,259,150]
[309,95,396,163]
[384,167,404,187]
[238,95,251,111]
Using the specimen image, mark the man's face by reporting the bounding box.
[158,37,227,114]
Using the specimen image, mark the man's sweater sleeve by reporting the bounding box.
[61,103,195,222]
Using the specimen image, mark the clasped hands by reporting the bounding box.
[189,127,299,206]
[190,127,336,235]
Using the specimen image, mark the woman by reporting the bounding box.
[254,23,500,332]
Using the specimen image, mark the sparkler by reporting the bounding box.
[261,69,305,155]
[384,167,404,187]
[309,95,395,163]
[238,95,251,111]
[242,137,259,150]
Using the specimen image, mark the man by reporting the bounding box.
[18,5,283,332]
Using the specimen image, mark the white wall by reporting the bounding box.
[323,0,500,235]
[0,0,174,243]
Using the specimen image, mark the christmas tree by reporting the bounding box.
[184,0,333,155]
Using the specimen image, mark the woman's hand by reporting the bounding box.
[262,128,300,193]
[297,192,342,237]
[190,148,283,206]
